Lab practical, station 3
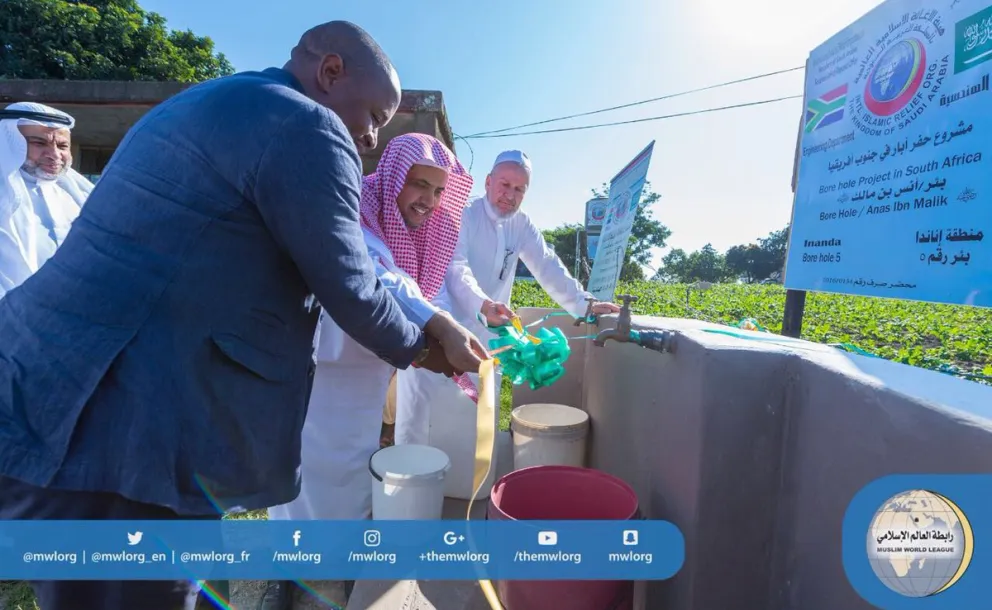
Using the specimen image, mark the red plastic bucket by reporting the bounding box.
[487,465,640,610]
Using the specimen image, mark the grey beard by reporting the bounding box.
[493,202,516,218]
[21,158,69,182]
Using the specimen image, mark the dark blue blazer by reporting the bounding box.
[0,68,424,515]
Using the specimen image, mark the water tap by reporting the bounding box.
[592,294,638,346]
[592,294,676,353]
[575,295,598,326]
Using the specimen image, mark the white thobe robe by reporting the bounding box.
[267,228,445,521]
[0,170,87,298]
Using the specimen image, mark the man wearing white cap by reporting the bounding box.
[392,150,619,446]
[0,102,93,298]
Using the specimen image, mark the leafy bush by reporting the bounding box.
[510,281,992,379]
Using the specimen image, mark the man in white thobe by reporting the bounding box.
[0,102,93,299]
[263,133,478,609]
[393,150,620,446]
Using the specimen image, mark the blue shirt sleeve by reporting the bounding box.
[431,277,453,314]
[250,105,425,369]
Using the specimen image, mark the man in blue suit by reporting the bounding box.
[0,20,486,610]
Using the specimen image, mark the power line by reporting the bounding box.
[451,132,475,171]
[462,95,803,139]
[465,66,805,138]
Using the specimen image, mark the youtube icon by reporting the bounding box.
[537,531,558,546]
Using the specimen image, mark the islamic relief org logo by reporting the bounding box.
[590,201,607,222]
[849,12,949,136]
[864,38,927,116]
[867,490,974,597]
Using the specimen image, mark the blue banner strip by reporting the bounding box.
[0,520,684,581]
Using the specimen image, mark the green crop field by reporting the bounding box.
[2,282,989,610]
[510,281,992,379]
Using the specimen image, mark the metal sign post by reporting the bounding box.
[781,62,808,339]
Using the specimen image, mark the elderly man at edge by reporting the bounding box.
[0,102,93,299]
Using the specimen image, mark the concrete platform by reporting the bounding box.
[230,579,350,610]
[343,580,495,610]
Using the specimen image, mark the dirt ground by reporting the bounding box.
[1,579,348,610]
[231,579,349,609]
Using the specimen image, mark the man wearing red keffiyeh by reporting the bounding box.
[267,134,480,573]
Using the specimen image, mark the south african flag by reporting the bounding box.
[804,84,848,133]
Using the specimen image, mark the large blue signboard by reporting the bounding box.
[785,0,992,307]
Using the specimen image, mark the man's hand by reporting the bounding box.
[481,299,514,327]
[414,335,457,377]
[591,301,621,315]
[424,312,489,374]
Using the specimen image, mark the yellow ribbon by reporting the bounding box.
[467,358,505,610]
[512,315,541,344]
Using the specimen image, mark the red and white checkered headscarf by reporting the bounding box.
[360,133,473,302]
[360,134,481,401]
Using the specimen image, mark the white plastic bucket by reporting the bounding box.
[368,444,451,520]
[396,368,500,500]
[510,403,589,470]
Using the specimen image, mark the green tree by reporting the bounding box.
[724,225,790,283]
[0,0,234,81]
[656,248,688,282]
[516,223,586,281]
[658,244,729,283]
[724,243,766,283]
[542,223,585,277]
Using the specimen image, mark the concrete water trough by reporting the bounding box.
[233,304,992,609]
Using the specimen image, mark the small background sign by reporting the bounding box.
[587,142,656,301]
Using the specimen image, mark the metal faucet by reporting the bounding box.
[593,294,638,346]
[575,295,598,326]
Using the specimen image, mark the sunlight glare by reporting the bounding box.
[691,0,887,57]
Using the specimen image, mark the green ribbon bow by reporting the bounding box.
[486,321,572,390]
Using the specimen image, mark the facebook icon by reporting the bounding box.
[293,530,302,547]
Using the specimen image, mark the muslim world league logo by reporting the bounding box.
[849,12,949,136]
[867,490,974,597]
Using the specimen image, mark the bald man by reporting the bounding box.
[0,20,485,610]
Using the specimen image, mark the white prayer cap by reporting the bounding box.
[0,102,76,130]
[491,149,531,174]
[413,157,448,170]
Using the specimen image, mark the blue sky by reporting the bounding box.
[142,0,884,272]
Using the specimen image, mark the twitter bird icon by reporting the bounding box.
[127,531,143,546]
